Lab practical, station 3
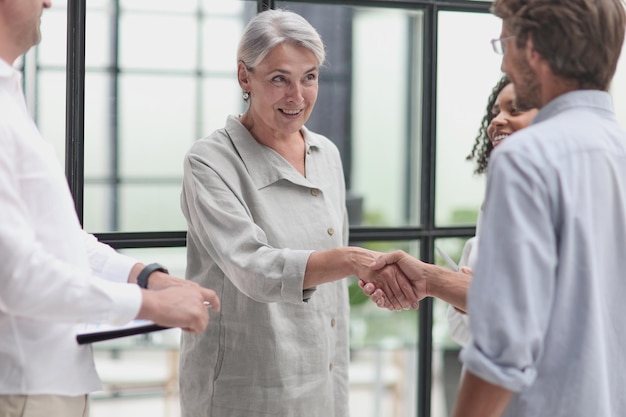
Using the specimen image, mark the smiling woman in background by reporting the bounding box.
[447,75,538,347]
[466,75,538,175]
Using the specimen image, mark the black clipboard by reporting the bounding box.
[76,320,169,344]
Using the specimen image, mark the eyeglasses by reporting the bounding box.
[491,36,516,55]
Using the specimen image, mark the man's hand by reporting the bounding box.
[368,250,431,305]
[348,248,419,311]
[357,263,419,311]
[359,250,471,312]
[144,270,204,291]
[137,285,221,333]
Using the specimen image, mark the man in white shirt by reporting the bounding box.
[0,1,220,416]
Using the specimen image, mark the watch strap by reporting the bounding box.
[137,263,168,289]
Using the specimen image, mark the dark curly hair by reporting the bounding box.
[466,75,511,175]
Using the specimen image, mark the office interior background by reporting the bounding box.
[19,0,626,416]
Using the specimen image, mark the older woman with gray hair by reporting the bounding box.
[179,9,414,417]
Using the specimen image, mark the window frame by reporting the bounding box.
[63,1,492,416]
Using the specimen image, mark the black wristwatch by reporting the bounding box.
[137,263,169,289]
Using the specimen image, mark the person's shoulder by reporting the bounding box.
[506,104,625,159]
[187,116,236,155]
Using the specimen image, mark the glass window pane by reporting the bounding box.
[432,295,464,417]
[435,11,503,227]
[431,237,471,417]
[36,71,67,165]
[118,74,196,177]
[119,184,187,232]
[85,72,113,178]
[81,3,252,233]
[201,77,243,137]
[202,17,243,72]
[119,14,197,71]
[85,10,114,68]
[84,184,115,232]
[37,6,67,67]
[278,2,424,227]
[34,4,68,167]
[202,0,244,14]
[350,9,423,227]
[120,0,197,13]
[349,239,419,417]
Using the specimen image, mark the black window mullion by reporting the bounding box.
[64,4,490,417]
[110,0,121,230]
[65,0,87,223]
[418,4,438,417]
[258,0,276,12]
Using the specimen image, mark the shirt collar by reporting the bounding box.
[224,114,321,189]
[533,90,613,125]
[0,57,23,84]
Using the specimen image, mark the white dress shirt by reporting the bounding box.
[0,59,142,395]
[446,208,483,347]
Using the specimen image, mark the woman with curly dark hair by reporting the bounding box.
[466,75,537,175]
[447,75,537,347]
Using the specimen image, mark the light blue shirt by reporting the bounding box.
[462,90,626,417]
[179,115,350,417]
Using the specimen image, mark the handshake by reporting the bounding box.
[347,247,471,314]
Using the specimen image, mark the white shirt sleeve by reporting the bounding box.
[81,231,138,283]
[0,107,141,326]
[446,236,476,347]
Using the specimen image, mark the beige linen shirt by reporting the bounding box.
[180,115,350,417]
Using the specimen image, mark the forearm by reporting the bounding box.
[424,264,471,312]
[127,262,144,284]
[82,231,138,283]
[451,370,513,417]
[136,283,220,333]
[128,263,198,291]
[303,247,373,289]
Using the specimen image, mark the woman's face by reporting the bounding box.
[487,83,538,147]
[238,42,319,138]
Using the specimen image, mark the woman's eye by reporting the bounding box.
[271,76,285,83]
[305,73,317,81]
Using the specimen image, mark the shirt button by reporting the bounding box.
[329,363,334,371]
[311,189,319,196]
[331,318,336,327]
[307,148,312,155]
[327,228,334,236]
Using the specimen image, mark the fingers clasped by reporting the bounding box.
[356,251,425,311]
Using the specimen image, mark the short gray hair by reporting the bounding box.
[237,9,326,71]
